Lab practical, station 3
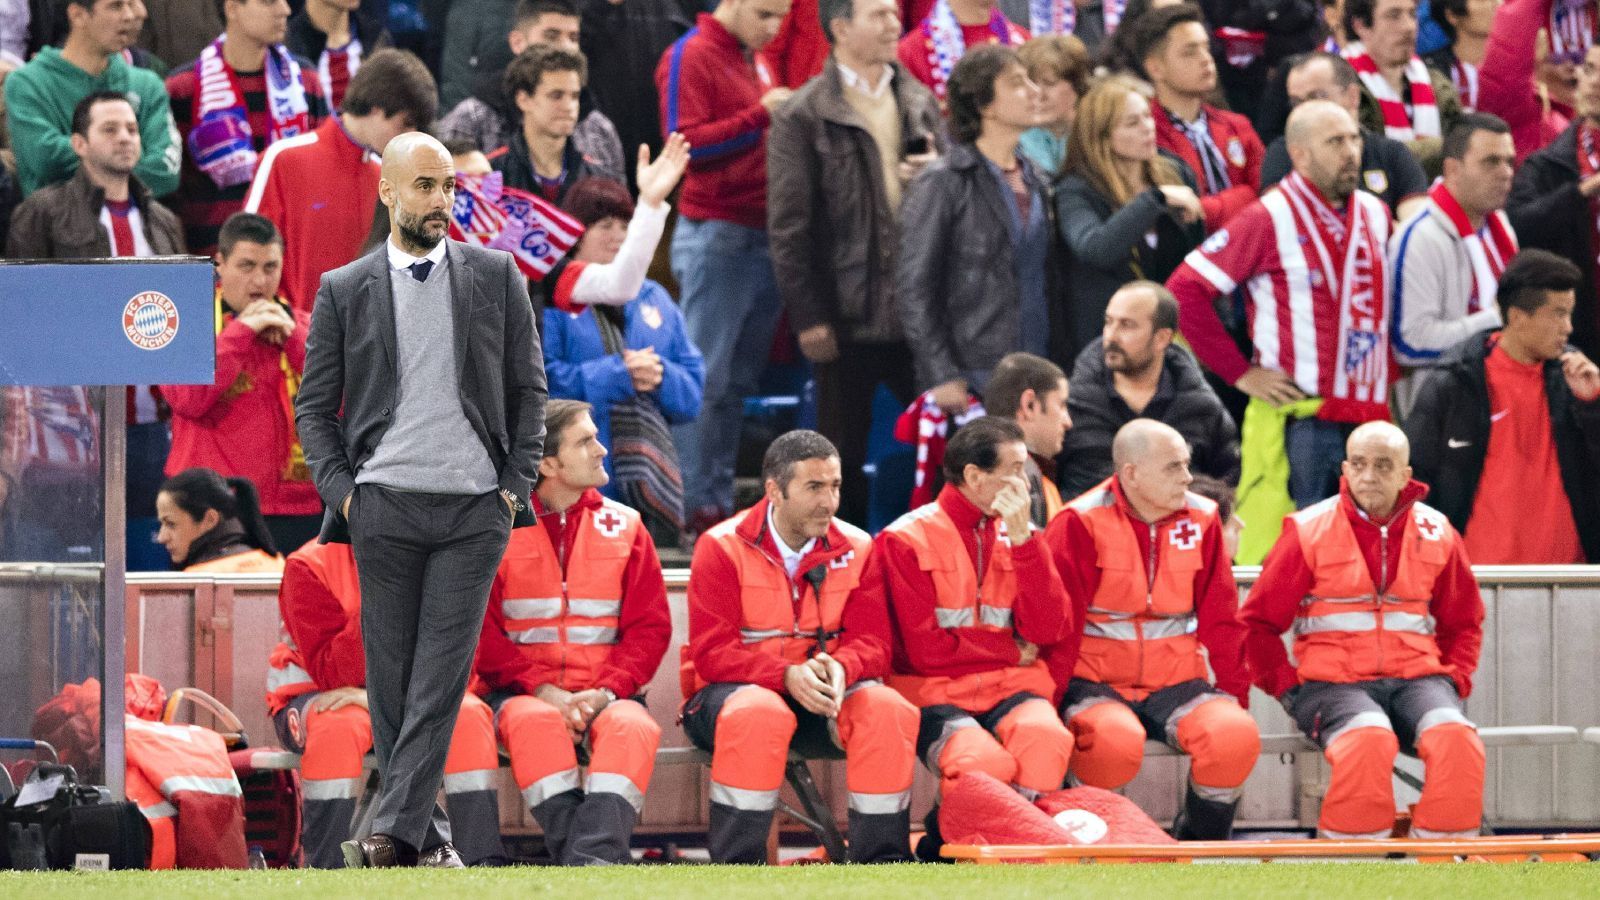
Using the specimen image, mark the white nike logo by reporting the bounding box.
[1447,438,1471,449]
[1490,409,1511,423]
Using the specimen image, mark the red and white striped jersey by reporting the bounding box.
[1167,175,1393,423]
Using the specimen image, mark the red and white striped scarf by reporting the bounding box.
[1342,42,1440,141]
[1550,0,1597,62]
[893,392,985,508]
[1428,181,1517,314]
[923,0,1019,99]
[1449,59,1479,112]
[1276,172,1390,420]
[316,36,363,110]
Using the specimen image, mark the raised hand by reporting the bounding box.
[638,132,691,207]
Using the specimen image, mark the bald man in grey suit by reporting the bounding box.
[296,132,546,868]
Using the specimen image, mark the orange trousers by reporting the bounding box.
[929,697,1074,798]
[702,683,918,812]
[496,695,661,812]
[300,693,499,799]
[1068,697,1259,794]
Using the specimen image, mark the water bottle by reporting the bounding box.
[248,845,268,870]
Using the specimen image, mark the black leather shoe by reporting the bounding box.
[418,842,466,868]
[341,834,404,868]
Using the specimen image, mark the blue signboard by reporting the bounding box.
[0,259,214,385]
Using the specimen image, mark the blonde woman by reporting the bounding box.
[1056,75,1203,358]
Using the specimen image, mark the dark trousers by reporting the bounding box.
[347,484,510,853]
[813,340,916,528]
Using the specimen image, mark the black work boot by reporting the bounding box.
[530,788,584,863]
[848,808,912,863]
[708,801,776,864]
[913,804,952,863]
[1171,782,1239,841]
[563,792,639,865]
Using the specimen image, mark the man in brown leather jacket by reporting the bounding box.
[7,91,183,259]
[766,0,941,526]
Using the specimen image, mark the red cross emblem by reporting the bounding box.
[593,509,625,539]
[829,550,855,570]
[1168,520,1201,551]
[1416,513,1442,542]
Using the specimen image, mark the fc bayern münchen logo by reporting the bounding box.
[122,291,180,350]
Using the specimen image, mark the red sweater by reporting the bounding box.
[475,489,671,698]
[1152,100,1264,233]
[1239,479,1484,700]
[244,116,381,312]
[656,14,776,228]
[872,485,1069,680]
[163,300,320,516]
[687,497,892,692]
[278,546,366,691]
[1041,477,1250,705]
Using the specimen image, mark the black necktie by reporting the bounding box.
[409,259,433,282]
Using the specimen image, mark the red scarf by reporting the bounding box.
[1342,43,1439,140]
[1277,172,1390,421]
[893,392,985,507]
[1428,181,1517,314]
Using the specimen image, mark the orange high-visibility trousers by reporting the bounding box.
[295,693,501,865]
[681,681,920,863]
[495,694,662,811]
[929,696,1074,798]
[1069,696,1258,792]
[300,694,498,795]
[1294,678,1485,839]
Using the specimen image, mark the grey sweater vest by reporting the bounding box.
[356,256,498,494]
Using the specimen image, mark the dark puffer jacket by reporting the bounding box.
[1059,338,1240,500]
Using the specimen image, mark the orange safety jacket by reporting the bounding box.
[880,488,1064,712]
[477,489,670,698]
[266,541,362,715]
[1060,478,1219,700]
[1288,494,1457,684]
[683,497,880,697]
[185,548,284,574]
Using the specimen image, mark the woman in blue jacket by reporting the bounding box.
[544,175,705,547]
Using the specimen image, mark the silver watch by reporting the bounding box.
[499,488,525,512]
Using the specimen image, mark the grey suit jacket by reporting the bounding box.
[296,239,547,542]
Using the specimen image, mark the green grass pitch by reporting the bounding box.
[3,863,1596,899]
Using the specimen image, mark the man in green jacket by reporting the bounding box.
[4,0,180,197]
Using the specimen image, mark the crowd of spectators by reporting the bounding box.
[2,0,1598,566]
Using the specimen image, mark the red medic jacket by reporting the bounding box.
[1152,100,1264,233]
[686,496,888,693]
[475,488,671,699]
[870,485,1070,693]
[1043,475,1249,706]
[270,540,365,716]
[1240,477,1484,699]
